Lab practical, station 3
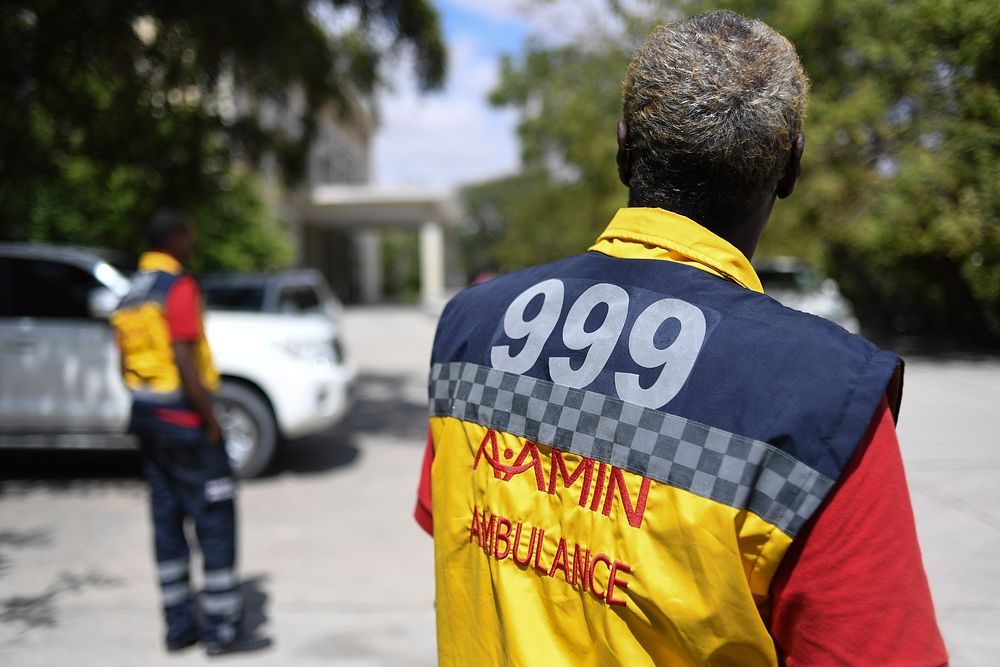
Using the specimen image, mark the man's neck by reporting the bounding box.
[629,195,776,261]
[702,195,776,261]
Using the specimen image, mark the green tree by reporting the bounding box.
[724,0,1000,341]
[478,41,631,270]
[0,1,446,270]
[477,0,999,342]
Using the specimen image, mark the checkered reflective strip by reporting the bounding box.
[429,361,834,537]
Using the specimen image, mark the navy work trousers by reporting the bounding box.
[131,403,241,646]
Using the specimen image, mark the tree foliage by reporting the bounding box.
[0,0,446,270]
[470,0,999,342]
[731,0,1000,341]
[473,43,630,271]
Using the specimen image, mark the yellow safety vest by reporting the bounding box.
[111,251,219,402]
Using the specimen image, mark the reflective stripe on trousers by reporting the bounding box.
[202,567,241,618]
[157,556,191,607]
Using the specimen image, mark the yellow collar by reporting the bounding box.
[589,207,763,293]
[138,251,184,275]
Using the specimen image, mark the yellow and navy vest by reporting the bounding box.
[427,209,901,666]
[111,251,219,404]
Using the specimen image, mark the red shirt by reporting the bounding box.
[156,275,204,427]
[415,398,948,665]
[164,276,202,342]
[770,398,948,665]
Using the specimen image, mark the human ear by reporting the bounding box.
[616,119,633,188]
[776,132,805,199]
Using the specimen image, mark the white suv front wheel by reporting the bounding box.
[214,381,277,478]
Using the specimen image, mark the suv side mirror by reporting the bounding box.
[88,286,119,318]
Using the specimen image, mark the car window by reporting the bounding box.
[0,258,12,316]
[758,266,823,292]
[4,257,101,318]
[757,269,801,291]
[276,285,322,314]
[201,284,267,311]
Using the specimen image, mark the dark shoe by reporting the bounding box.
[166,633,199,652]
[205,634,272,656]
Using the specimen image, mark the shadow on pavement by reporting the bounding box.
[0,528,52,581]
[0,449,144,496]
[240,574,271,640]
[265,370,426,478]
[0,568,125,631]
[337,372,427,443]
[270,431,360,477]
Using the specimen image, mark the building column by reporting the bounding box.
[287,220,306,266]
[420,220,445,307]
[356,228,383,304]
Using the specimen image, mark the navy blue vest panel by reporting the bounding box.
[431,252,901,483]
[118,270,180,309]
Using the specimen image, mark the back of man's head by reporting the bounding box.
[147,208,192,250]
[622,10,809,223]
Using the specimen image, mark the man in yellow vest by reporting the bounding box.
[415,11,946,666]
[112,209,269,655]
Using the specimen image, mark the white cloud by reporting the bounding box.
[444,0,529,24]
[445,0,626,40]
[371,0,641,189]
[373,30,520,188]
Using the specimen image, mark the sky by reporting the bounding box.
[371,0,622,190]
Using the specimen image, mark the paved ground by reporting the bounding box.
[895,358,1000,666]
[0,307,439,667]
[1,306,998,666]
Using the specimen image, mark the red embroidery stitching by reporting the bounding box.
[589,553,611,600]
[473,430,651,529]
[469,507,632,608]
[533,529,548,573]
[548,450,594,503]
[603,468,651,529]
[606,561,631,607]
[547,537,569,581]
[494,518,513,560]
[512,523,537,566]
[572,545,591,592]
[469,507,481,543]
[589,462,607,512]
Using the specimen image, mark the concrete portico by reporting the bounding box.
[291,184,461,307]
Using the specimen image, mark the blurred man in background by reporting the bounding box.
[112,209,269,655]
[416,11,946,665]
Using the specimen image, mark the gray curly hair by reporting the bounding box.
[622,10,809,221]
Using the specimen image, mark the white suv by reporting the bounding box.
[0,243,356,477]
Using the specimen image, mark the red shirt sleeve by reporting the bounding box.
[414,428,434,536]
[770,397,948,666]
[164,276,202,342]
